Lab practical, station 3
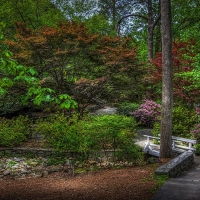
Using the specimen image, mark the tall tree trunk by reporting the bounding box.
[155,0,162,53]
[148,0,154,61]
[160,0,173,159]
[112,0,116,32]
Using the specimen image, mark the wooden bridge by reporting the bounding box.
[143,134,196,157]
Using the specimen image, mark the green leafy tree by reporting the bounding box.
[0,0,65,38]
[7,21,143,111]
[0,24,76,116]
[171,0,200,41]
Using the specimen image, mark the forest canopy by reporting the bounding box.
[1,0,200,117]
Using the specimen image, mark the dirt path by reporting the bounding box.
[0,165,159,200]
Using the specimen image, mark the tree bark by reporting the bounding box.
[147,0,153,61]
[160,0,173,159]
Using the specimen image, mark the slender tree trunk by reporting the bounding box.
[148,0,154,61]
[160,0,173,159]
[112,0,116,32]
[155,1,162,53]
[154,23,161,53]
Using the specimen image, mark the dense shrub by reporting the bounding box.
[36,114,142,161]
[152,105,196,138]
[191,124,200,140]
[132,99,161,128]
[173,105,195,137]
[190,107,200,153]
[152,121,160,137]
[191,123,200,154]
[116,102,140,116]
[80,115,141,160]
[0,116,31,147]
[35,114,80,151]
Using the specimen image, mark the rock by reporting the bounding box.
[46,165,62,173]
[14,157,23,162]
[108,162,114,167]
[88,160,97,165]
[34,174,42,178]
[101,162,108,167]
[42,170,49,177]
[30,161,38,166]
[3,170,10,176]
[78,164,83,168]
[19,174,26,179]
[21,168,28,174]
[93,107,117,115]
[11,164,20,170]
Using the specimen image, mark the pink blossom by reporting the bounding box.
[196,107,199,115]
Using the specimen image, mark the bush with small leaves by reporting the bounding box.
[173,105,195,138]
[152,105,196,138]
[117,102,140,116]
[36,114,142,161]
[0,116,31,147]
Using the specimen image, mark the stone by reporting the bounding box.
[21,168,28,174]
[101,162,108,167]
[11,165,20,170]
[108,162,114,166]
[155,151,194,177]
[93,107,117,115]
[88,160,97,165]
[14,157,23,162]
[3,170,10,176]
[78,164,83,168]
[30,161,38,166]
[42,170,49,177]
[46,165,62,173]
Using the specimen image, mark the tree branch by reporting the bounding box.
[117,13,148,36]
[153,12,161,28]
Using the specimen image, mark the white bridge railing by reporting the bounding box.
[143,134,196,157]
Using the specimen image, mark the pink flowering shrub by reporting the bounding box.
[132,99,161,128]
[196,107,199,115]
[191,107,200,141]
[191,124,200,141]
[190,107,200,154]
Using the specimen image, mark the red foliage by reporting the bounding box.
[147,40,199,103]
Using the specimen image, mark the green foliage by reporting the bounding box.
[0,0,65,38]
[0,26,77,115]
[190,108,200,154]
[85,14,115,36]
[172,105,195,137]
[154,174,169,188]
[0,116,31,147]
[194,143,200,155]
[46,156,66,166]
[35,114,79,151]
[80,115,141,161]
[116,102,140,116]
[152,121,161,137]
[174,51,200,102]
[36,114,142,161]
[152,105,196,138]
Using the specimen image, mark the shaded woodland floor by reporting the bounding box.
[0,164,161,200]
